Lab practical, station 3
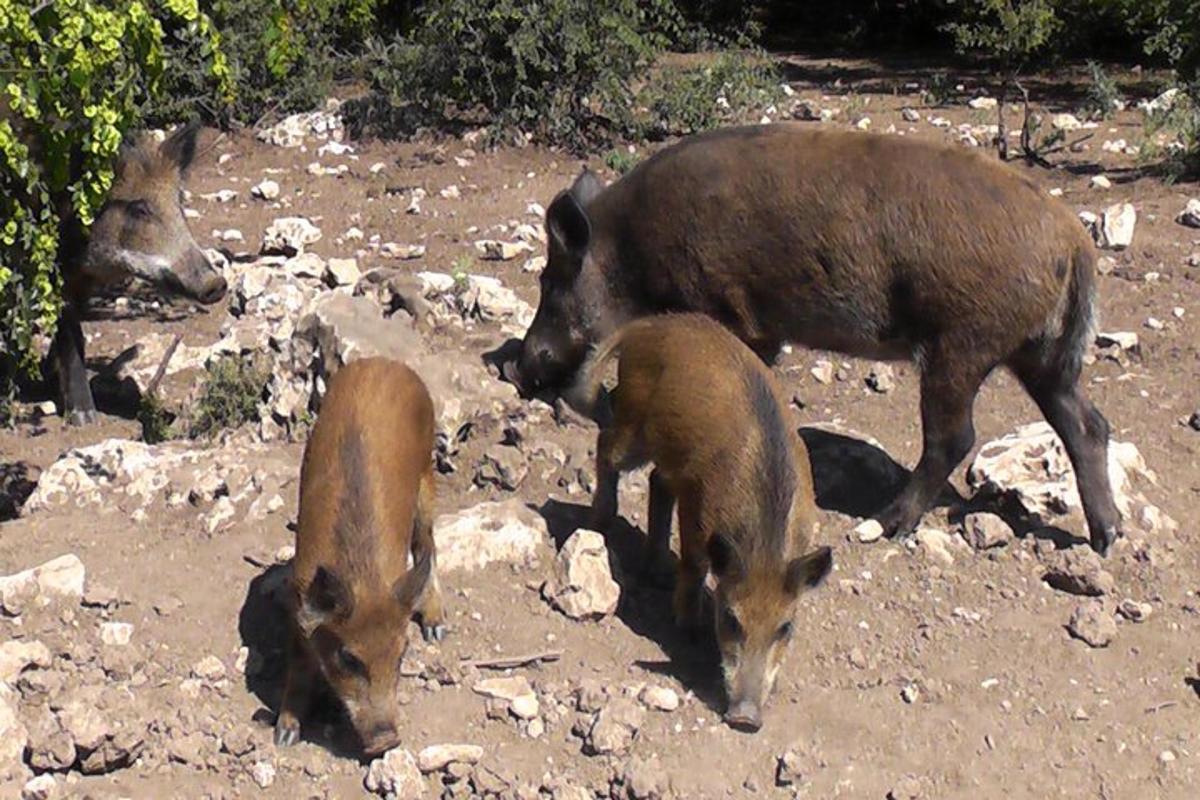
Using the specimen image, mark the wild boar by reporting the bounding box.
[275,357,445,755]
[568,313,833,732]
[518,124,1121,555]
[38,122,227,424]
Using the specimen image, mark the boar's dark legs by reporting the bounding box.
[1011,359,1122,555]
[877,354,988,539]
[641,468,677,588]
[49,302,96,426]
[274,631,316,747]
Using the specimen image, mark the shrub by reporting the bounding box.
[138,392,178,443]
[638,51,782,138]
[152,0,379,125]
[354,0,684,149]
[1082,60,1122,119]
[603,146,642,175]
[188,354,269,438]
[0,0,228,406]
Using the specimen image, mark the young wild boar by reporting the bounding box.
[275,357,445,755]
[516,124,1123,555]
[26,121,227,425]
[569,313,833,732]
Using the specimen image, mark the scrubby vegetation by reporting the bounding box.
[188,354,270,439]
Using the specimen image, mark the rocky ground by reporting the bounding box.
[2,56,1200,799]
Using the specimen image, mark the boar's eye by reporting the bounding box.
[719,608,744,641]
[335,647,367,678]
[774,621,793,643]
[126,199,154,221]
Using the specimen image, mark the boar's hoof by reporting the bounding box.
[274,717,300,748]
[421,622,447,643]
[65,408,98,427]
[1091,526,1120,558]
[875,503,920,542]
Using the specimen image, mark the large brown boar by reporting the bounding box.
[516,124,1122,555]
[569,313,833,732]
[275,358,445,755]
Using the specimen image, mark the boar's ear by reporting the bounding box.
[547,189,591,262]
[159,120,202,175]
[394,541,434,612]
[783,546,833,596]
[707,533,745,581]
[297,566,354,637]
[569,168,603,206]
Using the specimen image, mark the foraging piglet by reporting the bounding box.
[275,357,445,754]
[569,313,832,731]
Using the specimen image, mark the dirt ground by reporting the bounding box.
[2,55,1200,799]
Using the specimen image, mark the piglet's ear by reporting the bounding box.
[296,566,353,637]
[783,546,833,596]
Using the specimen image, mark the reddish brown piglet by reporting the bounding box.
[569,313,833,732]
[275,357,445,755]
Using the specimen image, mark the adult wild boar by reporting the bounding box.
[30,122,227,424]
[517,124,1121,555]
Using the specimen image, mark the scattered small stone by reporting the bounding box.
[900,684,919,704]
[545,529,620,620]
[1043,547,1114,596]
[639,685,680,712]
[622,755,672,799]
[249,761,276,789]
[811,360,834,384]
[99,622,134,646]
[381,242,426,260]
[1067,600,1117,648]
[200,189,238,203]
[440,185,461,200]
[416,744,484,774]
[914,528,956,566]
[0,639,51,683]
[21,774,56,800]
[1051,113,1082,131]
[1096,203,1136,250]
[962,512,1012,550]
[1091,175,1112,189]
[968,96,997,110]
[1117,598,1152,622]
[474,239,534,261]
[854,519,885,544]
[364,748,425,798]
[901,107,921,123]
[262,217,322,256]
[866,363,895,393]
[324,257,361,287]
[1177,198,1200,229]
[192,655,227,682]
[251,180,280,201]
[474,444,528,491]
[585,697,644,756]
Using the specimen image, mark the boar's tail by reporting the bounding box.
[562,324,634,424]
[1049,239,1098,383]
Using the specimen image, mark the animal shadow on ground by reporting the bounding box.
[0,461,39,522]
[237,562,364,758]
[799,425,1088,549]
[537,498,727,715]
[797,425,911,518]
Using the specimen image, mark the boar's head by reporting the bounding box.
[83,122,226,305]
[516,169,625,394]
[709,534,832,732]
[294,551,433,756]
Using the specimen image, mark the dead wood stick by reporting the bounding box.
[145,333,183,398]
[461,650,563,671]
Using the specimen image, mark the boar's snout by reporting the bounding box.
[724,700,763,733]
[164,248,227,304]
[359,721,402,757]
